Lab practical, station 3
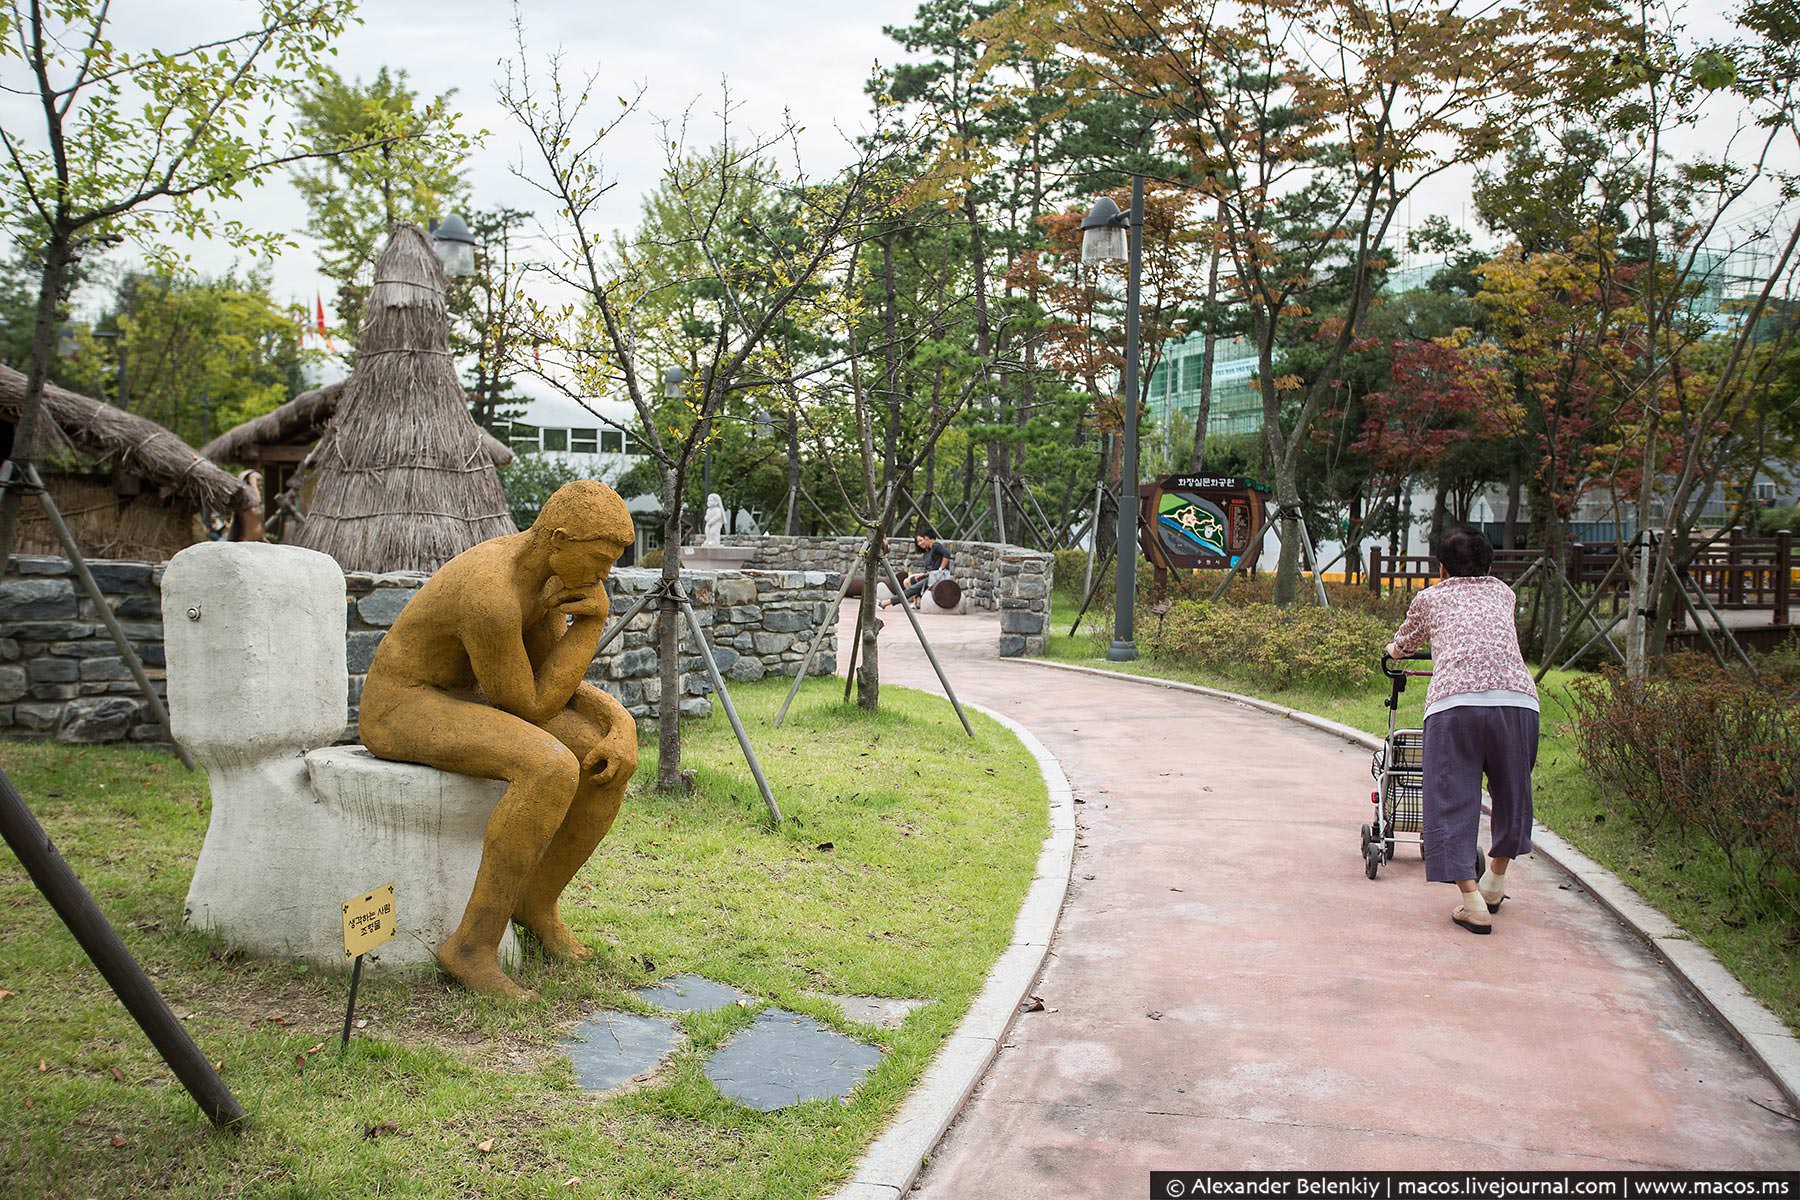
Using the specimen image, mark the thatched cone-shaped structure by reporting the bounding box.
[294,223,515,573]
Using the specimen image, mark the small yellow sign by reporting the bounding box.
[341,884,396,959]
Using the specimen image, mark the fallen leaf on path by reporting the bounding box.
[294,1055,306,1072]
[362,1122,402,1140]
[0,989,16,1001]
[1147,1011,1163,1021]
[109,1066,125,1082]
[1020,996,1046,1013]
[36,1059,47,1073]
[476,1138,496,1154]
[305,1043,325,1056]
[109,1135,127,1148]
[1169,887,1183,892]
[815,842,834,851]
[564,1178,582,1188]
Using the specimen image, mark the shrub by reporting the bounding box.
[1142,600,1391,693]
[638,547,665,570]
[1568,655,1800,920]
[1062,553,1409,623]
[1753,505,1800,536]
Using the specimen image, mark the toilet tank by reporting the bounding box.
[161,542,349,765]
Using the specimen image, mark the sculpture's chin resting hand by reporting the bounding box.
[554,594,609,619]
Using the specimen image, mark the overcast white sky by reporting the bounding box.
[5,0,1789,328]
[23,0,921,320]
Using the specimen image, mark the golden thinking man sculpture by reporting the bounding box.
[360,480,639,1000]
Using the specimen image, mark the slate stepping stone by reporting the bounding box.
[704,1008,883,1111]
[561,1012,682,1092]
[803,991,930,1029]
[634,974,752,1013]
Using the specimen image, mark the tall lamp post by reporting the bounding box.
[1082,176,1145,662]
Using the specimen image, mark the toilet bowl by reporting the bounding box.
[162,541,517,971]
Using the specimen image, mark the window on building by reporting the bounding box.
[571,428,598,453]
[1181,356,1203,391]
[601,429,623,453]
[541,428,569,452]
[1754,480,1776,502]
[508,422,539,453]
[1151,362,1170,396]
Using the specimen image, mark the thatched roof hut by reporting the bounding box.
[290,224,517,573]
[199,379,513,527]
[200,379,514,470]
[0,363,259,560]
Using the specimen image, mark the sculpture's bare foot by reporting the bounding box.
[515,910,593,961]
[438,935,536,1001]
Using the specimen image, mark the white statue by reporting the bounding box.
[703,493,726,546]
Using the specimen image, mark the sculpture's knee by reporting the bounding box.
[517,743,581,801]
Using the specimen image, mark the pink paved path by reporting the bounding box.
[834,605,1800,1193]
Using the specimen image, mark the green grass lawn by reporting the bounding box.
[1051,595,1800,1036]
[0,679,1047,1199]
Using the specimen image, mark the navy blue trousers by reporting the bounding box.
[1420,705,1539,884]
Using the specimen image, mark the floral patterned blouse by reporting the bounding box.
[1387,575,1537,710]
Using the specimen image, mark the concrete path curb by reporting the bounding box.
[1011,654,1800,1113]
[826,700,1077,1200]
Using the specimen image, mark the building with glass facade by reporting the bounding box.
[1145,333,1264,442]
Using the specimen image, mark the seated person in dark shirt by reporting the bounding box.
[882,528,952,609]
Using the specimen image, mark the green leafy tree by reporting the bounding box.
[106,268,312,445]
[0,0,366,563]
[290,66,473,337]
[986,0,1626,605]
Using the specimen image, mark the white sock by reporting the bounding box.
[1479,869,1506,904]
[1456,889,1488,917]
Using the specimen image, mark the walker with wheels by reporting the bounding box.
[1361,652,1430,879]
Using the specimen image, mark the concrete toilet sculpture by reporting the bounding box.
[162,541,516,970]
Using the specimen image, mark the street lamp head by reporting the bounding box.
[1080,194,1128,264]
[428,213,478,278]
[662,366,689,399]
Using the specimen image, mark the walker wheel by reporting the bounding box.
[1384,838,1396,862]
[1364,846,1381,879]
[1360,823,1374,855]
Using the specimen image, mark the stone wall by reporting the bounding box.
[3,555,839,746]
[716,534,1053,656]
[0,555,169,744]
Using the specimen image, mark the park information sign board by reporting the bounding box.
[1138,475,1269,571]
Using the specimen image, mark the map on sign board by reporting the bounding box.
[1138,475,1269,571]
[341,883,396,958]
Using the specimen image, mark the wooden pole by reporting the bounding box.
[673,582,782,826]
[7,462,195,771]
[880,556,975,737]
[774,561,859,728]
[1776,531,1791,628]
[0,767,246,1129]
